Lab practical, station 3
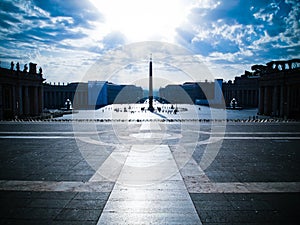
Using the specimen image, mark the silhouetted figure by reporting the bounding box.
[16,62,20,71]
[39,67,42,74]
[29,63,37,74]
[23,64,28,72]
[10,61,14,70]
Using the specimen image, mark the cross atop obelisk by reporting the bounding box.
[148,54,154,112]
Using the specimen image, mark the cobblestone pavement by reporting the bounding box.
[0,121,299,224]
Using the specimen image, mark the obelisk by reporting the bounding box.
[148,55,154,112]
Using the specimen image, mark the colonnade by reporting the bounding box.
[223,89,258,107]
[43,89,88,109]
[258,64,300,119]
[0,83,43,119]
[259,84,300,118]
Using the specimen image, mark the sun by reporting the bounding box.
[90,0,189,43]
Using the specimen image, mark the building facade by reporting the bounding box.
[108,83,143,104]
[88,81,143,109]
[88,81,108,107]
[222,74,259,108]
[159,79,223,106]
[44,81,143,110]
[0,62,44,120]
[43,82,88,109]
[257,59,300,119]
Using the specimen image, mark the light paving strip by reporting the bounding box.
[0,131,99,134]
[1,131,299,135]
[1,136,299,140]
[96,123,202,224]
[187,182,300,193]
[0,180,114,192]
[139,122,162,131]
[222,136,300,140]
[96,144,203,225]
[223,132,300,135]
[0,136,75,139]
[0,180,299,194]
[89,145,130,182]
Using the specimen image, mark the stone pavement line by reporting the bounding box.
[0,135,75,139]
[0,180,114,192]
[1,131,300,135]
[0,180,299,193]
[96,145,203,225]
[139,122,162,131]
[89,145,130,182]
[1,135,300,140]
[178,157,211,190]
[187,181,300,193]
[96,122,202,225]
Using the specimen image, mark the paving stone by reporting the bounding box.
[1,121,300,224]
[8,207,61,220]
[74,192,111,200]
[191,193,300,224]
[98,212,202,225]
[0,219,53,225]
[28,198,70,208]
[193,200,234,211]
[35,191,77,200]
[55,208,101,221]
[51,221,96,225]
[65,199,107,210]
[98,142,201,224]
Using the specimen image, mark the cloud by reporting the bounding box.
[32,0,102,28]
[176,0,300,78]
[81,41,215,91]
[101,31,127,50]
[0,0,299,83]
[0,0,105,82]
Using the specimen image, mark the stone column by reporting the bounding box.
[18,85,23,115]
[54,92,57,108]
[12,85,16,118]
[62,91,66,105]
[49,92,52,108]
[249,90,252,106]
[0,84,3,120]
[38,86,43,114]
[286,85,290,119]
[255,89,258,107]
[279,85,284,117]
[33,86,38,115]
[23,86,29,115]
[243,90,247,107]
[263,86,269,115]
[259,87,264,114]
[272,86,278,117]
[52,92,55,108]
[43,91,47,109]
[57,92,61,108]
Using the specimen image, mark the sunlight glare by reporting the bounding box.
[90,0,189,42]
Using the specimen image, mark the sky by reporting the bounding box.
[0,0,299,87]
